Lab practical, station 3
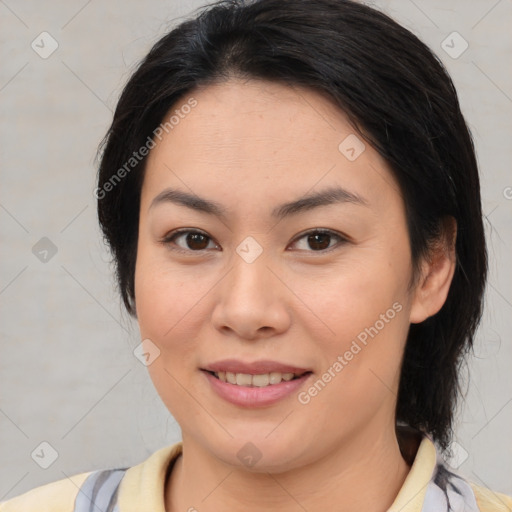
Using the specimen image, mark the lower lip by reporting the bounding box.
[202,370,312,407]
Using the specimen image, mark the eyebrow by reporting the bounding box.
[149,185,369,220]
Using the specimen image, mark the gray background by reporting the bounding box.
[1,0,511,501]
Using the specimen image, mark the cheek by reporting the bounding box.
[301,298,408,432]
[135,251,200,340]
[295,256,410,402]
[134,254,222,387]
[293,255,407,343]
[135,260,205,418]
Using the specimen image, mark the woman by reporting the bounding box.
[1,0,510,510]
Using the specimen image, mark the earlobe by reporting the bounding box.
[409,217,457,324]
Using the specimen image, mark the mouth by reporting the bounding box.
[203,369,312,388]
[201,367,313,407]
[200,359,313,406]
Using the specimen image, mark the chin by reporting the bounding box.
[200,432,309,473]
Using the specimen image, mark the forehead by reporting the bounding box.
[142,79,402,216]
[158,78,354,160]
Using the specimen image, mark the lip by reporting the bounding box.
[201,359,311,375]
[201,370,313,407]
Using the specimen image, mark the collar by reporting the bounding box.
[116,432,476,512]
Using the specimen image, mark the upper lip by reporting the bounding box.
[202,359,312,375]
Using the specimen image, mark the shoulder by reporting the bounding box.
[0,471,92,512]
[393,428,512,512]
[431,460,512,511]
[0,442,183,512]
[431,459,512,511]
[470,482,512,512]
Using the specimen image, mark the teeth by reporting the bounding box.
[236,373,252,386]
[214,371,300,387]
[252,373,269,387]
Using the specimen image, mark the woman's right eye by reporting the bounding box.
[161,229,219,254]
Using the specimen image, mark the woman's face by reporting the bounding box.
[135,78,423,471]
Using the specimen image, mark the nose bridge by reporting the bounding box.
[227,239,274,302]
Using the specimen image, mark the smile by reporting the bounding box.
[201,369,313,407]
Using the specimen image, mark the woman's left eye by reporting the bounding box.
[290,229,347,252]
[160,228,347,254]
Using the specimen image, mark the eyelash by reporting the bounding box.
[160,228,348,255]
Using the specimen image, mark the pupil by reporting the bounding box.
[187,233,208,250]
[308,233,330,250]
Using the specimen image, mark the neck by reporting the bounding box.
[165,422,413,512]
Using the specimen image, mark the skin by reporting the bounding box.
[134,78,456,512]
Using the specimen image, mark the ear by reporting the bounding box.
[409,216,457,324]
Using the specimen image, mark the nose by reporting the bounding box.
[211,252,291,341]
